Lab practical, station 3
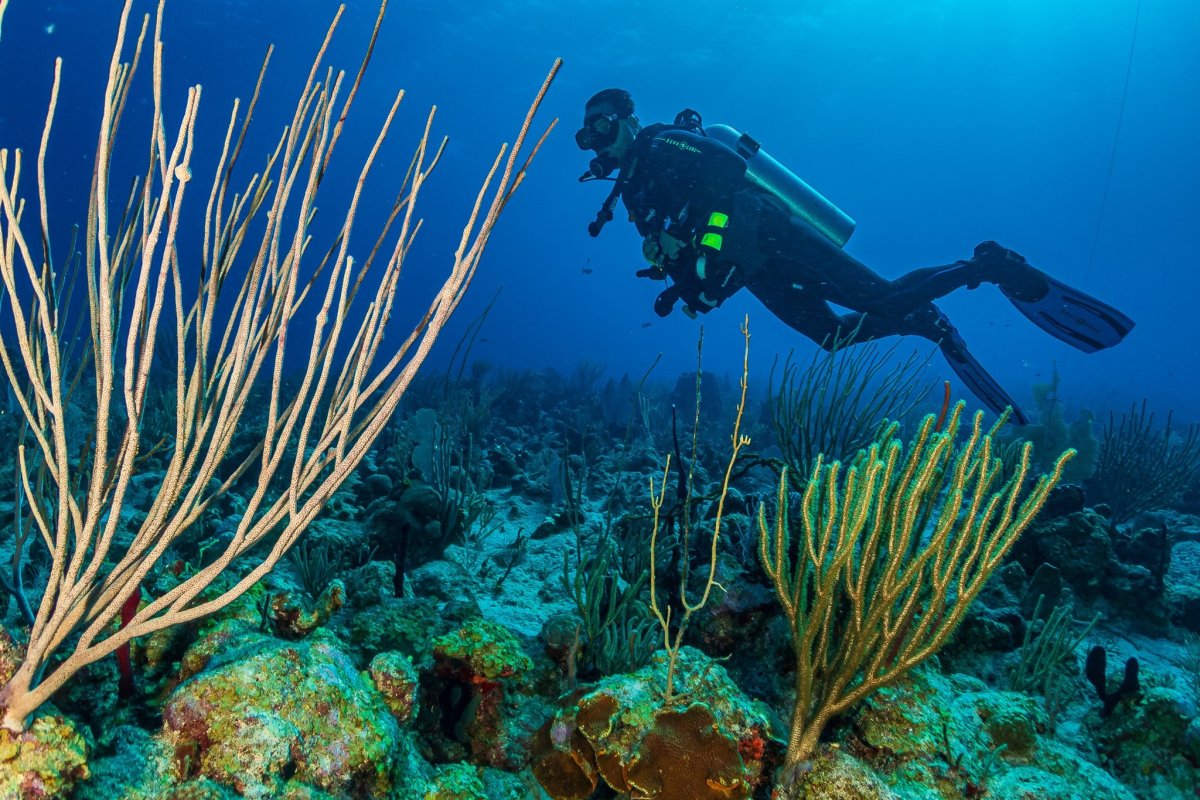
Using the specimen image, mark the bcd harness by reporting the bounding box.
[584,109,746,317]
[584,107,859,317]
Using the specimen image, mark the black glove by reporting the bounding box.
[653,285,683,317]
[636,265,667,280]
[654,276,712,318]
[649,256,740,318]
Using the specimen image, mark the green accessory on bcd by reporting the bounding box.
[698,211,729,253]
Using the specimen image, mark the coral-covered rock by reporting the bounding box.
[531,646,778,799]
[420,762,544,800]
[342,595,445,665]
[626,704,748,798]
[430,618,535,769]
[0,713,89,799]
[161,623,401,798]
[422,762,487,800]
[1012,509,1115,600]
[1040,482,1088,518]
[370,651,420,725]
[1013,508,1171,626]
[771,748,900,800]
[72,725,175,800]
[267,579,345,639]
[987,764,1133,800]
[1086,684,1200,797]
[342,560,394,610]
[847,667,1135,800]
[82,724,440,799]
[434,618,533,683]
[1167,541,1200,632]
[974,692,1041,758]
[539,613,581,674]
[691,556,777,656]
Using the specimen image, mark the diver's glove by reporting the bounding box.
[636,265,667,281]
[650,261,738,319]
[642,231,689,271]
[665,280,720,318]
[653,285,682,317]
[653,281,710,318]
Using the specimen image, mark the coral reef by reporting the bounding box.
[0,714,89,799]
[161,623,403,798]
[531,647,778,799]
[2,340,1199,800]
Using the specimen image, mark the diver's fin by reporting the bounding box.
[940,330,1030,425]
[1002,273,1134,354]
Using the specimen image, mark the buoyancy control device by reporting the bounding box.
[582,108,855,248]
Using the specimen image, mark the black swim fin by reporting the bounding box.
[939,326,1030,425]
[1001,272,1134,354]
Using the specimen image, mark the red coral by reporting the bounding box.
[739,732,766,762]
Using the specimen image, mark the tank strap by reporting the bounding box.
[730,131,760,159]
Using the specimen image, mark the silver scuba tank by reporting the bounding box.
[705,124,856,248]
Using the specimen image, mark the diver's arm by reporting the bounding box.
[633,130,748,315]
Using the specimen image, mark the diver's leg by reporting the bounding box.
[742,262,940,351]
[773,220,1036,314]
[751,270,1030,422]
[776,223,1134,352]
[933,312,1031,424]
[808,244,991,316]
[745,278,850,349]
[872,301,1031,424]
[760,216,981,317]
[748,263,951,348]
[866,242,1048,311]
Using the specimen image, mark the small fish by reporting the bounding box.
[581,267,593,275]
[641,322,652,328]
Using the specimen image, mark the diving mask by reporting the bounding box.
[574,112,620,151]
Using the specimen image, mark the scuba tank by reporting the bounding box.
[705,124,856,248]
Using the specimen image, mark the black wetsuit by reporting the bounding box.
[594,116,1134,423]
[618,123,1011,350]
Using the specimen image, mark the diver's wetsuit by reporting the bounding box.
[619,124,1007,349]
[591,109,1134,421]
[741,191,1046,350]
[614,122,1044,422]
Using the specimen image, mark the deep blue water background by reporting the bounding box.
[2,0,1197,422]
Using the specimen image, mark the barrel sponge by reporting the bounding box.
[532,701,750,800]
[626,705,749,799]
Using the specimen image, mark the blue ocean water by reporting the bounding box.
[3,4,1200,797]
[2,0,1196,420]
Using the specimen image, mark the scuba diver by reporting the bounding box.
[576,88,1135,424]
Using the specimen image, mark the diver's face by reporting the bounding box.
[601,116,638,161]
[592,117,638,180]
[577,107,638,162]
